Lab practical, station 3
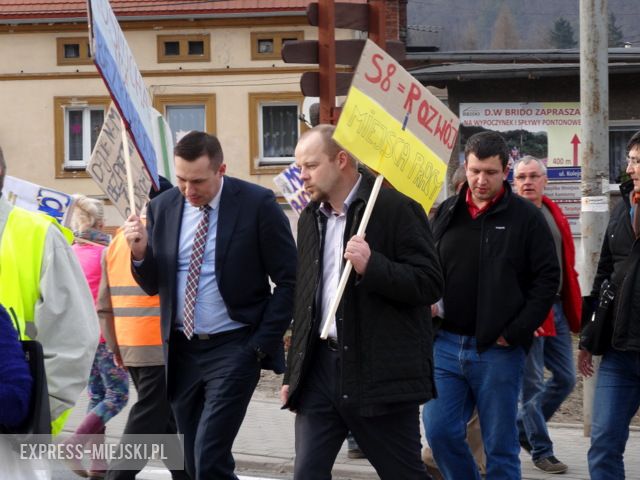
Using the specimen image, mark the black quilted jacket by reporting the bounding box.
[283,170,443,411]
[590,181,640,352]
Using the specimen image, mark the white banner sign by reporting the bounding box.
[3,176,74,226]
[273,163,310,216]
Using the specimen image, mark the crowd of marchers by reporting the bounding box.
[2,127,640,480]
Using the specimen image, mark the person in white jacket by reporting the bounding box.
[0,147,99,436]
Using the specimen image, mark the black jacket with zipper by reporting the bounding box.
[283,169,443,412]
[590,180,640,352]
[432,181,560,352]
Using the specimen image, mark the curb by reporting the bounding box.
[546,422,640,432]
[234,452,377,480]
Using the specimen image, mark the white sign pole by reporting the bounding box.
[320,173,384,340]
[120,118,136,217]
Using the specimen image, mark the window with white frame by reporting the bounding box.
[249,93,305,174]
[165,105,206,143]
[64,106,105,169]
[152,94,217,145]
[54,96,110,178]
[259,102,300,163]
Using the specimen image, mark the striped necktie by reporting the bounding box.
[182,204,211,339]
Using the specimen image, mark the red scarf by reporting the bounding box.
[632,192,640,237]
[465,186,505,219]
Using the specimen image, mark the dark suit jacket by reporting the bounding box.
[132,176,297,374]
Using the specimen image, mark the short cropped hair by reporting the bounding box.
[627,130,640,156]
[514,155,547,176]
[464,131,510,168]
[174,131,224,169]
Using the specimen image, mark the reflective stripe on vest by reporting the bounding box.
[107,230,162,347]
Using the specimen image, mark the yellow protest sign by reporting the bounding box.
[334,40,459,212]
[334,86,447,212]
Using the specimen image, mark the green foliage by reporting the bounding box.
[505,130,548,159]
[549,17,578,49]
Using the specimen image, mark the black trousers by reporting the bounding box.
[105,365,189,480]
[294,342,431,480]
[168,328,260,480]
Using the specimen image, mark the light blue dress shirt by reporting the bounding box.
[174,178,245,334]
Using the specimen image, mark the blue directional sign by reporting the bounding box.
[547,167,581,181]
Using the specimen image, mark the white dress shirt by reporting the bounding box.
[318,175,362,339]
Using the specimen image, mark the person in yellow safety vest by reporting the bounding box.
[98,176,189,480]
[0,146,100,436]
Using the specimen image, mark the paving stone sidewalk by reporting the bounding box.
[65,385,640,480]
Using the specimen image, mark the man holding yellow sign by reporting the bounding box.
[281,124,442,479]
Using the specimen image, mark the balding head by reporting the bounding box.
[294,124,359,208]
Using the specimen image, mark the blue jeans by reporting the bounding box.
[588,349,640,480]
[517,303,576,460]
[423,331,525,480]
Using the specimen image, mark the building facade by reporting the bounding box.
[0,0,406,226]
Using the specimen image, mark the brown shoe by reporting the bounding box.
[533,455,568,474]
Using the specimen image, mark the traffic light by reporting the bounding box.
[282,0,405,125]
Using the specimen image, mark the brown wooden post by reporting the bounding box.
[368,0,387,49]
[318,0,337,124]
[282,1,402,125]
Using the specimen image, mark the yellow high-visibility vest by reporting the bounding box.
[0,205,74,435]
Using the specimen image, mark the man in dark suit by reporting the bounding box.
[123,131,297,480]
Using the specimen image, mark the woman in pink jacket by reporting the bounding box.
[67,195,129,480]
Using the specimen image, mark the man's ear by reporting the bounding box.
[337,150,350,169]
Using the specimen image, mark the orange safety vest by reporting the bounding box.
[106,230,163,366]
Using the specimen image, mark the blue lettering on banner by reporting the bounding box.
[37,188,72,223]
[283,166,303,191]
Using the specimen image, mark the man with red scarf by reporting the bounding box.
[424,132,559,480]
[513,156,582,474]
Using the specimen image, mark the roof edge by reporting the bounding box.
[0,11,305,25]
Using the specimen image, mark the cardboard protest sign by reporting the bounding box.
[87,0,159,189]
[87,104,152,219]
[3,176,74,226]
[334,40,459,212]
[273,163,310,216]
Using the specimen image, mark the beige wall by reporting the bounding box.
[0,22,356,225]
